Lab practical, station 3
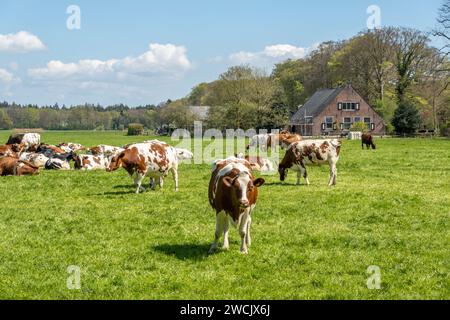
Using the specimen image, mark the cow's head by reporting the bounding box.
[371,142,376,150]
[107,152,124,172]
[223,172,265,209]
[278,164,288,181]
[175,148,194,160]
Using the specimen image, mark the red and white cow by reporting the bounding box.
[0,156,39,176]
[89,145,124,157]
[0,144,23,158]
[74,154,109,170]
[6,133,40,151]
[208,157,265,254]
[107,141,179,194]
[58,142,86,153]
[19,152,49,168]
[278,139,341,186]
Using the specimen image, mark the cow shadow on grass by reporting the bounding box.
[153,243,211,261]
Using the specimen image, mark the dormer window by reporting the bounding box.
[338,102,360,111]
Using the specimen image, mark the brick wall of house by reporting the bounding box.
[312,86,385,135]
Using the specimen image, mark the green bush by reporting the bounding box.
[349,121,368,132]
[127,123,144,136]
[440,121,450,137]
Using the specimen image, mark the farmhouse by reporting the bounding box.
[289,85,385,136]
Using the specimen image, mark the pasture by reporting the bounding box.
[0,130,449,299]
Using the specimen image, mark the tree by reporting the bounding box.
[0,109,13,129]
[393,28,430,102]
[392,100,421,135]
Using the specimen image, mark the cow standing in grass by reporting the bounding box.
[208,157,265,254]
[107,141,179,193]
[278,139,341,186]
[362,133,376,150]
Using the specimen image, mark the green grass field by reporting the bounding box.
[0,130,449,299]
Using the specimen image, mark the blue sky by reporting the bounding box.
[0,0,444,106]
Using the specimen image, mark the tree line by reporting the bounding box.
[2,2,450,135]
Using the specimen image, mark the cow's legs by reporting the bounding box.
[296,171,302,185]
[149,177,156,190]
[239,210,250,254]
[171,167,179,192]
[158,177,164,189]
[209,211,224,254]
[222,214,230,250]
[134,173,146,194]
[245,214,252,247]
[328,163,337,186]
[301,165,310,185]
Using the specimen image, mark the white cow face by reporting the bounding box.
[175,148,193,160]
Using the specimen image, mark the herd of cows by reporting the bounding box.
[0,130,376,254]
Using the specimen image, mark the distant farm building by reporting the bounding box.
[289,85,385,136]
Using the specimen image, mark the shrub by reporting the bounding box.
[127,123,144,136]
[440,121,450,137]
[350,121,368,132]
[392,101,421,135]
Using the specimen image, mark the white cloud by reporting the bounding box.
[0,68,20,84]
[229,44,317,66]
[0,31,45,52]
[29,43,191,81]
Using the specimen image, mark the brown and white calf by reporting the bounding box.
[0,157,39,176]
[107,141,179,193]
[208,157,265,254]
[278,139,341,186]
[74,154,109,170]
[362,133,376,150]
[236,153,275,173]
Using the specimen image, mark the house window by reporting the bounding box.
[343,117,352,130]
[325,117,334,130]
[304,116,313,124]
[354,117,361,123]
[364,117,371,129]
[341,102,357,111]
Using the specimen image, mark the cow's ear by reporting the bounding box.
[223,176,234,187]
[253,178,265,187]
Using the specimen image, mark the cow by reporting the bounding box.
[74,154,109,170]
[7,133,41,151]
[89,144,124,157]
[247,134,271,152]
[362,133,376,150]
[0,144,23,158]
[279,132,302,149]
[0,157,39,176]
[57,142,86,153]
[19,152,49,168]
[208,157,265,254]
[107,141,179,194]
[45,158,71,170]
[236,153,275,173]
[278,139,341,186]
[174,148,194,160]
[36,144,67,158]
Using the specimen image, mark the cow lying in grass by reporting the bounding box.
[7,133,40,152]
[19,152,49,168]
[0,157,39,176]
[107,140,179,193]
[236,153,275,173]
[0,144,23,158]
[208,157,265,254]
[74,154,110,170]
[278,139,341,186]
